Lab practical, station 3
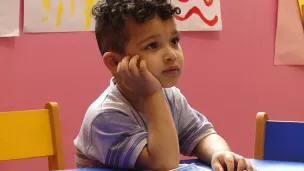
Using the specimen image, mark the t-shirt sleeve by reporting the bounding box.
[175,90,216,157]
[87,110,147,169]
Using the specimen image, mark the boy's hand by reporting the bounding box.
[115,55,180,170]
[116,55,162,97]
[211,151,257,171]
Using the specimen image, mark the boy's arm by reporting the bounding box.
[135,91,180,170]
[194,134,256,171]
[194,134,230,164]
[166,87,255,171]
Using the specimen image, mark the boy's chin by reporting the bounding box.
[161,81,178,88]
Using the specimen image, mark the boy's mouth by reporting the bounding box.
[163,66,180,74]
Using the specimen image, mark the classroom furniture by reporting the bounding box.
[0,102,65,170]
[181,159,304,171]
[55,159,304,171]
[254,112,304,162]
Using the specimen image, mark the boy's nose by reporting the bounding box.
[164,47,177,61]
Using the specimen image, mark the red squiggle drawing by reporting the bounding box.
[175,6,218,26]
[178,0,213,7]
[203,0,213,7]
[175,0,218,26]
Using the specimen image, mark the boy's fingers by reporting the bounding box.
[116,62,129,87]
[224,154,235,171]
[139,59,148,75]
[236,158,246,171]
[212,159,224,171]
[120,56,132,77]
[245,160,255,171]
[116,62,122,73]
[121,56,131,71]
[129,55,140,77]
[113,62,122,78]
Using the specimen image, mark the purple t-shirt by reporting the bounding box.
[74,78,216,169]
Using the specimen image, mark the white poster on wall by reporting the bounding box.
[0,0,20,37]
[24,0,98,33]
[172,0,222,31]
[23,0,222,33]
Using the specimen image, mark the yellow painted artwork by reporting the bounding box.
[24,0,99,33]
[298,0,304,24]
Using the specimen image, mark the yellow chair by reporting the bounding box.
[0,102,65,170]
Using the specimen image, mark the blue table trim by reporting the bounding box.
[180,159,211,170]
[57,159,304,171]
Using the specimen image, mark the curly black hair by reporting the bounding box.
[92,0,181,55]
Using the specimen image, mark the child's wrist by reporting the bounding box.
[142,90,163,100]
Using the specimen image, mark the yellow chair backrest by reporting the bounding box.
[0,102,65,170]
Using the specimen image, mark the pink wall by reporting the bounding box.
[1,0,304,170]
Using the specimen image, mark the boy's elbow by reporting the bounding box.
[150,153,180,170]
[136,157,179,170]
[152,161,179,170]
[135,147,180,170]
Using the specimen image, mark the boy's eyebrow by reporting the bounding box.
[137,34,161,45]
[172,30,180,36]
[173,32,181,39]
[136,30,180,45]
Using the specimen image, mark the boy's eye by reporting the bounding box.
[145,42,159,50]
[171,37,180,46]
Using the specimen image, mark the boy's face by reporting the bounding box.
[124,16,184,88]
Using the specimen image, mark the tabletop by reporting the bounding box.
[57,159,304,171]
[181,159,304,171]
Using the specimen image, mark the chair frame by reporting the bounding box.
[46,102,65,170]
[254,112,269,160]
[0,102,65,170]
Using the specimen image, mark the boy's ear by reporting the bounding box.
[103,52,123,74]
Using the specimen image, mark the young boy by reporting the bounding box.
[74,0,256,171]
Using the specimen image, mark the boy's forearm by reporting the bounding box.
[195,134,231,164]
[144,91,180,169]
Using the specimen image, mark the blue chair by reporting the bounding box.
[254,112,304,162]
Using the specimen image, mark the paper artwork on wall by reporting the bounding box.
[0,0,20,37]
[275,0,304,65]
[172,0,222,31]
[24,0,98,33]
[23,0,222,33]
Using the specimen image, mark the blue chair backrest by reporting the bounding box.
[264,120,304,162]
